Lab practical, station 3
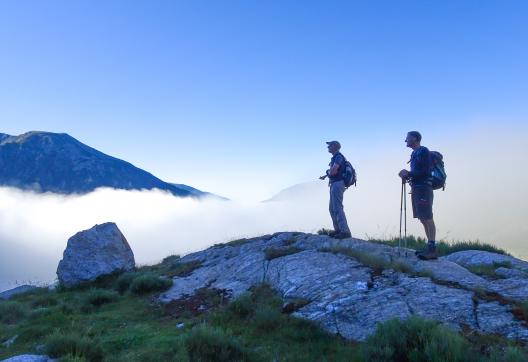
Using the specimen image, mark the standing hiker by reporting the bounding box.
[398,131,437,260]
[320,141,352,239]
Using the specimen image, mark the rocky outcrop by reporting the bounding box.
[0,286,37,300]
[57,223,135,287]
[159,233,528,342]
[444,250,528,303]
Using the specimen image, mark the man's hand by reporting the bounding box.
[319,175,327,180]
[399,169,410,179]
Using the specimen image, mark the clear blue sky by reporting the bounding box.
[1,1,527,201]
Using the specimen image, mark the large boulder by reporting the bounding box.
[57,223,135,287]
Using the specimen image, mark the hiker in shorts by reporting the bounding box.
[319,141,351,239]
[398,131,437,260]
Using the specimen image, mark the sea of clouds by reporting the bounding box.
[1,125,527,292]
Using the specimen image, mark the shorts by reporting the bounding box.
[411,185,434,220]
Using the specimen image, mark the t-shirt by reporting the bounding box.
[409,146,431,186]
[329,153,345,183]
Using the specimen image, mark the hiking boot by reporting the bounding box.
[334,232,352,239]
[417,243,438,260]
[328,230,338,237]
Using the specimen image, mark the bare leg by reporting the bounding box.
[420,219,436,241]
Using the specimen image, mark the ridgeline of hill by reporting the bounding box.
[0,131,215,198]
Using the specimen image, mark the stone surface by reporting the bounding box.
[0,286,37,300]
[57,223,135,287]
[159,232,528,342]
[444,250,528,273]
[0,356,55,362]
[444,250,528,303]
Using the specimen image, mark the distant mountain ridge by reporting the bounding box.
[0,131,213,197]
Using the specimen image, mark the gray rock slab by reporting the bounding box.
[159,232,528,342]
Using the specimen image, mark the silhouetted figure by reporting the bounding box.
[320,141,351,239]
[399,131,437,260]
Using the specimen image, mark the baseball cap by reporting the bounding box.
[326,141,341,149]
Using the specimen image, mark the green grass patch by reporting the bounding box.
[128,273,173,295]
[264,246,302,261]
[1,264,526,361]
[466,261,512,279]
[213,238,251,248]
[164,260,203,278]
[361,316,474,361]
[320,246,412,275]
[81,289,119,308]
[0,301,27,324]
[369,235,509,256]
[184,325,249,362]
[45,332,103,361]
[317,228,333,236]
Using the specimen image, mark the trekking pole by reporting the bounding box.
[404,181,408,250]
[399,180,404,250]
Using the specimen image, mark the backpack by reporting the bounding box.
[341,156,357,188]
[429,151,446,190]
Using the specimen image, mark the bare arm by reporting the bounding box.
[328,163,340,177]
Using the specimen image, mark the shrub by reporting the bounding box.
[161,254,181,265]
[165,260,203,278]
[253,306,282,332]
[0,301,27,324]
[45,333,103,362]
[317,228,333,236]
[17,324,51,343]
[264,246,302,261]
[82,289,119,308]
[360,316,476,362]
[184,325,249,362]
[115,272,138,294]
[31,294,58,308]
[227,293,255,319]
[60,356,89,362]
[489,346,528,362]
[129,273,173,295]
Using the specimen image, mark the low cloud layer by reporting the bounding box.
[1,125,527,291]
[0,186,331,291]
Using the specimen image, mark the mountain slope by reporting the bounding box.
[0,131,208,197]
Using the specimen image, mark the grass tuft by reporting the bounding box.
[369,235,508,256]
[320,246,412,274]
[184,325,249,362]
[165,260,203,278]
[81,289,119,308]
[264,246,302,261]
[361,316,473,362]
[45,332,103,362]
[466,261,512,279]
[129,273,173,295]
[0,301,27,324]
[317,228,333,236]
